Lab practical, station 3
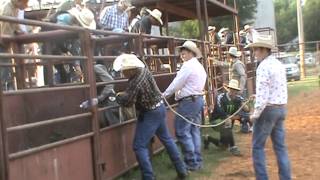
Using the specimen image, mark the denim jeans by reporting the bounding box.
[252,106,291,180]
[133,104,187,180]
[175,96,204,170]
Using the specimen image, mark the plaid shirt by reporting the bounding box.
[116,68,162,111]
[100,4,129,30]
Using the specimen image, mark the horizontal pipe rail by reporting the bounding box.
[0,53,87,60]
[7,113,91,133]
[9,132,94,160]
[4,84,90,95]
[0,15,85,32]
[2,30,77,44]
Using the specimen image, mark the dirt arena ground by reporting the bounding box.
[205,90,320,180]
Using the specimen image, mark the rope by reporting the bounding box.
[163,96,252,128]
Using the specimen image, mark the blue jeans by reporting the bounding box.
[252,106,291,180]
[175,96,204,170]
[133,104,186,180]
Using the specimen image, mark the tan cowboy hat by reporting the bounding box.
[68,8,96,29]
[177,40,202,58]
[228,47,241,57]
[245,35,274,49]
[119,0,132,7]
[208,26,216,32]
[244,25,251,32]
[146,9,163,25]
[113,54,145,72]
[227,79,241,91]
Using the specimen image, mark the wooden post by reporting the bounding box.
[297,0,306,78]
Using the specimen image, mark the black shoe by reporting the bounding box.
[203,135,209,150]
[176,172,188,180]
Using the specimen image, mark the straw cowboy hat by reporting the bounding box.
[244,25,251,32]
[68,8,96,29]
[208,26,216,32]
[245,35,274,49]
[113,54,145,71]
[228,47,241,57]
[227,79,241,91]
[146,9,163,25]
[177,41,202,58]
[120,0,132,7]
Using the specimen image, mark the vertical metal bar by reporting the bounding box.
[80,30,102,180]
[11,43,25,89]
[42,42,54,86]
[196,0,204,41]
[165,11,169,36]
[203,0,209,42]
[0,75,9,180]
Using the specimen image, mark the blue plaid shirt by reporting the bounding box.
[100,4,129,30]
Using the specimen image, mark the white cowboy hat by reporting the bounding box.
[245,35,274,49]
[228,47,241,57]
[113,54,145,72]
[227,79,241,91]
[68,8,96,29]
[239,30,246,36]
[146,9,163,25]
[244,25,251,32]
[177,40,202,58]
[208,26,216,32]
[219,27,229,33]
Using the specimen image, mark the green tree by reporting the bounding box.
[274,0,298,44]
[212,0,257,30]
[303,0,320,41]
[169,0,257,39]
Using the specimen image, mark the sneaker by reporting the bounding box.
[203,134,209,150]
[186,164,203,172]
[176,172,188,180]
[249,126,253,132]
[229,146,241,156]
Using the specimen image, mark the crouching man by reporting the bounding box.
[204,79,250,156]
[114,54,188,180]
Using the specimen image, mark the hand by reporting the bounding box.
[231,115,241,120]
[249,115,257,124]
[249,95,256,101]
[116,92,126,97]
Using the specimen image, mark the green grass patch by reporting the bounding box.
[287,76,319,97]
[117,128,232,180]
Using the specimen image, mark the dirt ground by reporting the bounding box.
[205,90,320,180]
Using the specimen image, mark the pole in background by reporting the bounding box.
[297,0,306,78]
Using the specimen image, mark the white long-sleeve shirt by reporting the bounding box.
[164,57,207,100]
[252,55,288,119]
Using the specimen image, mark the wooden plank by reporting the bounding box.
[156,1,197,19]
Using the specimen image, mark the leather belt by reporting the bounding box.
[150,100,163,110]
[178,95,202,102]
[267,104,286,107]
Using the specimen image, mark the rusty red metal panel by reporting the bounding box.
[100,121,136,179]
[9,138,94,180]
[99,109,177,179]
[3,89,91,153]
